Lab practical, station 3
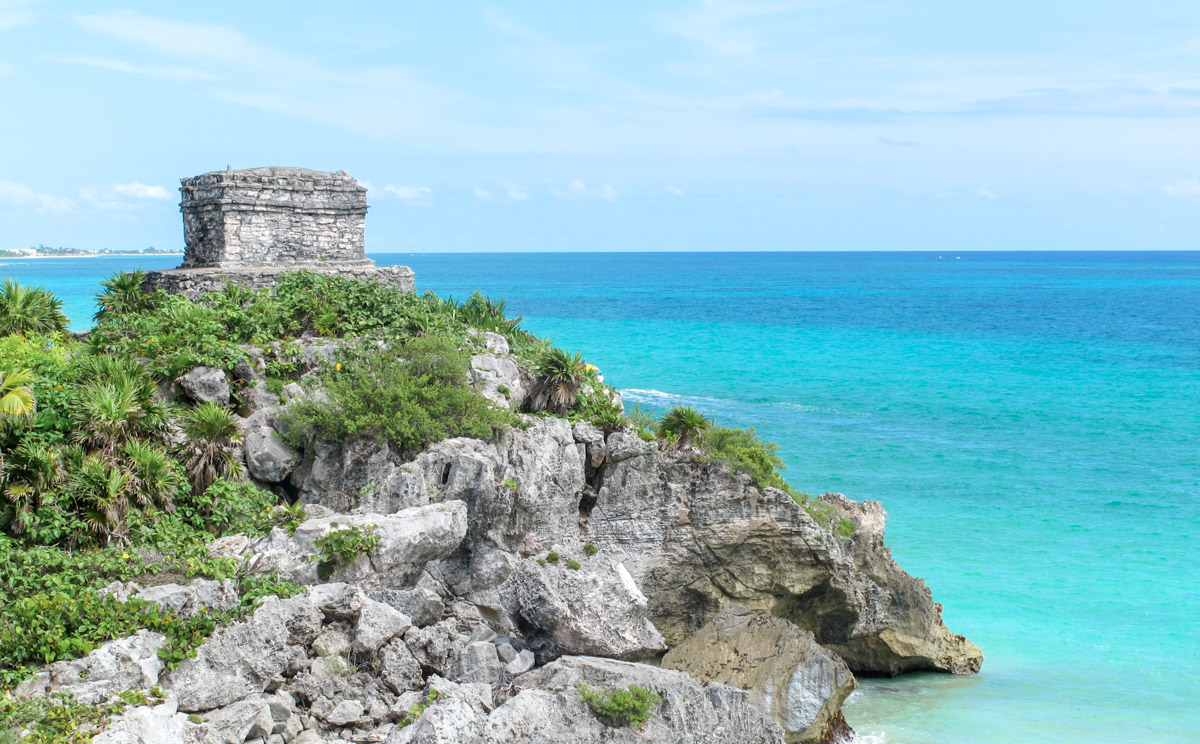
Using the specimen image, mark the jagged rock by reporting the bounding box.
[571,422,606,469]
[90,694,189,744]
[306,582,366,620]
[504,649,535,676]
[403,619,471,677]
[495,642,517,664]
[481,656,784,744]
[245,427,299,483]
[178,366,231,406]
[240,503,469,589]
[662,607,856,743]
[385,678,493,744]
[312,629,352,658]
[468,624,497,644]
[98,580,142,602]
[327,699,367,726]
[459,642,505,687]
[604,431,655,463]
[511,555,666,662]
[238,385,281,416]
[468,330,510,355]
[584,453,983,676]
[16,630,166,705]
[163,595,323,712]
[354,599,413,654]
[134,579,239,618]
[379,639,425,694]
[197,698,275,743]
[371,577,445,628]
[469,353,526,409]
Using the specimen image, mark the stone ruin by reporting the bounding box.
[145,166,414,298]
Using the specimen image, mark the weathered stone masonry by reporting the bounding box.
[145,166,414,299]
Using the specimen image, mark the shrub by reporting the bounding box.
[577,683,661,727]
[704,425,788,492]
[0,279,69,336]
[527,348,588,415]
[546,551,560,564]
[280,337,513,455]
[583,543,598,556]
[312,524,379,581]
[657,406,710,449]
[566,559,581,570]
[178,403,243,497]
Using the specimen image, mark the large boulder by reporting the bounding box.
[469,353,526,409]
[90,694,190,744]
[15,630,166,705]
[510,554,666,662]
[243,427,299,483]
[177,366,230,407]
[228,502,469,590]
[584,451,982,677]
[133,579,239,619]
[479,656,786,744]
[662,607,856,743]
[162,594,322,712]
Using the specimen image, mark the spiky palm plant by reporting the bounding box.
[657,406,711,449]
[0,441,61,534]
[527,348,588,415]
[66,451,133,542]
[0,368,36,423]
[71,375,168,460]
[179,402,243,496]
[0,278,68,335]
[93,270,157,322]
[123,439,179,513]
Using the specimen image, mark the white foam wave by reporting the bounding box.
[850,734,888,744]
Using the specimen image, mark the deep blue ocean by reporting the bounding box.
[3,251,1197,743]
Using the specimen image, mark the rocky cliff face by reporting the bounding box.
[17,347,980,743]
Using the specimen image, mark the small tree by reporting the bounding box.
[527,348,588,415]
[179,402,243,496]
[657,406,710,449]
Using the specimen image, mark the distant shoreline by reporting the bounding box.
[0,253,183,259]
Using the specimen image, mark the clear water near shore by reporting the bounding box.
[4,251,1197,743]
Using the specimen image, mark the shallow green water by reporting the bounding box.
[4,251,1197,742]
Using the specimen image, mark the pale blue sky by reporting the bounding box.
[2,0,1199,252]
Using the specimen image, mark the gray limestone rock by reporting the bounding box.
[197,698,275,744]
[379,639,425,694]
[238,385,281,417]
[458,642,505,687]
[16,630,166,705]
[403,620,471,678]
[504,649,535,676]
[134,579,239,619]
[571,422,606,469]
[662,607,856,743]
[90,694,189,744]
[511,555,666,662]
[326,699,367,726]
[353,599,413,654]
[469,353,526,409]
[241,503,468,589]
[163,595,323,712]
[604,431,655,463]
[178,366,231,407]
[245,427,299,483]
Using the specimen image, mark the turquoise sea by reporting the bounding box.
[3,251,1197,743]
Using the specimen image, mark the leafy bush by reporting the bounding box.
[0,687,166,743]
[546,551,560,564]
[527,348,588,415]
[312,524,379,580]
[704,425,789,492]
[280,337,513,454]
[583,543,598,556]
[566,559,581,570]
[577,683,661,727]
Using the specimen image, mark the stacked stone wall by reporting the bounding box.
[144,265,415,301]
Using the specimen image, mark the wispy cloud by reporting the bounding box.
[664,0,831,55]
[0,181,75,213]
[385,185,433,206]
[0,61,12,75]
[70,11,466,139]
[0,0,39,31]
[1162,179,1200,197]
[666,185,685,196]
[552,179,617,201]
[114,181,172,200]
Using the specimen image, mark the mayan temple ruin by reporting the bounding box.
[145,166,414,298]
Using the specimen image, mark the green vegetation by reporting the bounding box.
[501,479,518,490]
[527,348,588,415]
[0,687,167,743]
[583,542,598,556]
[546,551,560,564]
[396,688,442,729]
[279,337,515,455]
[576,683,661,727]
[312,524,379,581]
[0,279,68,336]
[657,406,710,448]
[566,559,581,570]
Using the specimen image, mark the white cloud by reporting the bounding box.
[473,187,494,201]
[976,189,998,199]
[114,181,172,200]
[666,185,685,196]
[1162,179,1200,197]
[57,55,219,84]
[0,0,39,31]
[553,179,617,201]
[0,62,12,75]
[505,186,530,201]
[0,180,74,213]
[385,185,433,206]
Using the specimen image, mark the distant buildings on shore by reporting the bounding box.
[0,245,182,258]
